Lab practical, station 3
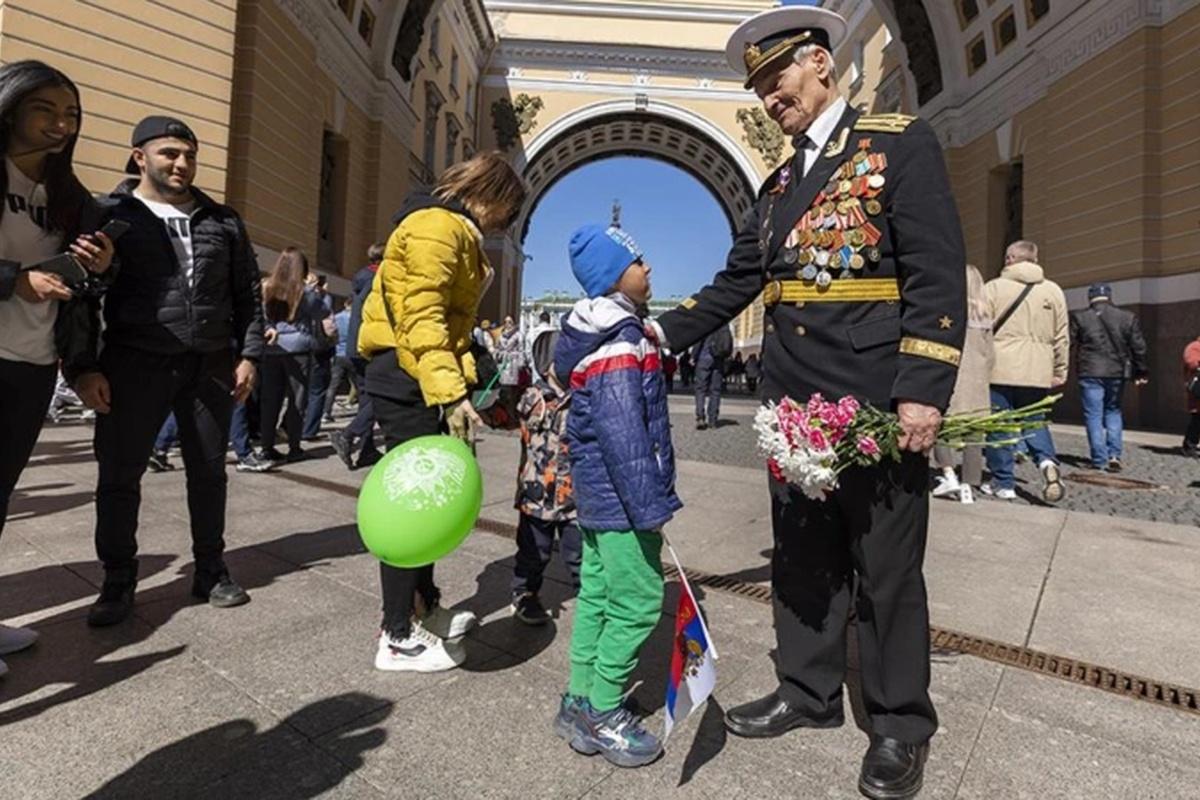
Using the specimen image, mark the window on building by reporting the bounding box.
[956,0,980,28]
[1025,0,1050,26]
[450,50,459,93]
[1003,160,1024,265]
[391,0,434,82]
[850,40,865,91]
[429,15,441,64]
[335,0,354,20]
[465,80,476,120]
[994,7,1018,51]
[445,116,461,168]
[966,33,987,74]
[318,131,348,272]
[423,83,444,176]
[357,5,374,45]
[463,139,475,159]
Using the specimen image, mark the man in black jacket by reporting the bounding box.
[1069,283,1148,472]
[330,243,382,470]
[690,325,732,430]
[72,116,264,626]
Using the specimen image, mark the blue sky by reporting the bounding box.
[521,0,820,299]
[521,157,734,300]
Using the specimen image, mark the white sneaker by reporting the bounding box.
[979,483,1017,501]
[374,624,463,673]
[1039,461,1065,503]
[932,474,961,499]
[420,604,478,640]
[0,624,38,655]
[959,485,975,504]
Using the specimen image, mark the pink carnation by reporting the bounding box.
[767,458,786,482]
[807,428,829,450]
[857,436,881,457]
[806,393,826,415]
[838,396,861,416]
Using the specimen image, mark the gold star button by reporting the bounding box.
[939,316,954,330]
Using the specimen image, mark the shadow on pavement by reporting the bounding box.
[0,554,174,620]
[80,692,393,799]
[0,524,367,728]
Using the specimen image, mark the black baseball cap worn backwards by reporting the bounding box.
[124,115,199,174]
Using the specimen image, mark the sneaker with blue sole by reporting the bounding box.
[553,693,586,741]
[570,702,663,768]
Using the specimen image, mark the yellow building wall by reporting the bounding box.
[945,7,1200,289]
[0,0,238,200]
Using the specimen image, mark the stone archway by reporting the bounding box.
[512,98,759,243]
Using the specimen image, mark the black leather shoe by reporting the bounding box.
[87,581,136,627]
[858,736,929,799]
[192,573,250,608]
[724,692,843,738]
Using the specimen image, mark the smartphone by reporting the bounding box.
[97,218,131,242]
[26,252,88,287]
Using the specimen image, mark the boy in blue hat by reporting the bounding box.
[552,224,681,767]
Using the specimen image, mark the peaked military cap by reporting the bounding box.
[725,6,848,89]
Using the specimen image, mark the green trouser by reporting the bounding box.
[567,528,664,712]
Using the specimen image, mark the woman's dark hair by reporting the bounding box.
[0,60,90,240]
[263,246,310,323]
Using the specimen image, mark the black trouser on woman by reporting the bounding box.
[259,353,311,453]
[369,360,444,639]
[0,359,57,539]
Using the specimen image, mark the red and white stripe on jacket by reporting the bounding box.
[570,337,661,389]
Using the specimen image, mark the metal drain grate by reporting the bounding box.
[1065,472,1167,491]
[266,469,1200,717]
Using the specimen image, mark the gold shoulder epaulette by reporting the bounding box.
[855,113,917,133]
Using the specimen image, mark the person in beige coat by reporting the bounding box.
[981,240,1069,502]
[932,265,994,503]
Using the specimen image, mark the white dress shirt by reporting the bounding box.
[795,96,848,176]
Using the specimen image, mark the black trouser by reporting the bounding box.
[324,355,359,418]
[693,360,723,424]
[1184,413,1200,447]
[770,452,936,745]
[344,358,377,456]
[371,368,444,639]
[512,514,582,598]
[94,345,234,582]
[0,359,57,539]
[304,349,333,437]
[747,376,758,393]
[259,353,310,453]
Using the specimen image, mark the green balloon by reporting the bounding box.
[357,435,483,568]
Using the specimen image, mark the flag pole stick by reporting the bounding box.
[663,533,718,660]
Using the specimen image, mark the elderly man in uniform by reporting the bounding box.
[650,7,966,799]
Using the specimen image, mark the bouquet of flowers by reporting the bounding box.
[753,393,1059,501]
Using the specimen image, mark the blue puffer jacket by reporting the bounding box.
[554,294,682,532]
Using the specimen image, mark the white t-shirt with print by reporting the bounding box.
[135,190,198,286]
[0,158,65,365]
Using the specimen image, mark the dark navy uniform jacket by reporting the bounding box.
[657,104,967,412]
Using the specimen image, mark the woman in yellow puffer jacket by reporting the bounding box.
[359,152,526,673]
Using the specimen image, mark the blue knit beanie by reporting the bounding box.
[568,224,643,299]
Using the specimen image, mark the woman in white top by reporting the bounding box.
[0,61,114,675]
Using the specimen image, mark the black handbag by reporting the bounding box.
[1187,368,1200,401]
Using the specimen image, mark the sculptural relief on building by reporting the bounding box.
[736,106,784,168]
[491,93,545,150]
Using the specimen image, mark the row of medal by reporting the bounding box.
[783,147,889,287]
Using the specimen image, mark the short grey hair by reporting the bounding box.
[793,43,838,82]
[1005,240,1038,264]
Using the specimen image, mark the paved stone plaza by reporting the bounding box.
[2,402,1198,799]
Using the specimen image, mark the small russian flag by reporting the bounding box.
[663,542,718,742]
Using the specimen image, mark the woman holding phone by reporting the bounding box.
[0,61,114,676]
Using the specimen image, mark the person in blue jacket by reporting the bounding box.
[552,223,681,768]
